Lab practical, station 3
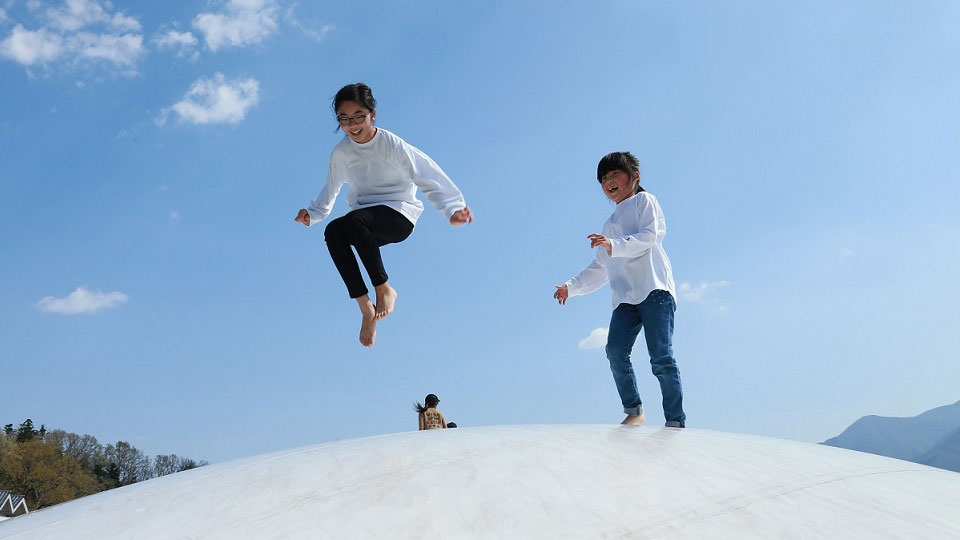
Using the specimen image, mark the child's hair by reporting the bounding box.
[414,393,440,414]
[597,151,645,195]
[332,83,377,133]
[333,82,377,115]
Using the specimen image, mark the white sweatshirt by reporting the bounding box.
[565,191,677,308]
[306,128,466,226]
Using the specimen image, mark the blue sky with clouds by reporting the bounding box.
[2,0,959,463]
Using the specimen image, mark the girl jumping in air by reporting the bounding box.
[553,152,685,428]
[296,83,472,347]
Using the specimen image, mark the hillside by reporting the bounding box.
[822,400,960,469]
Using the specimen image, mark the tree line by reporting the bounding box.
[0,419,208,510]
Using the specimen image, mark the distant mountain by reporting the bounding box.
[822,400,960,470]
[915,425,960,472]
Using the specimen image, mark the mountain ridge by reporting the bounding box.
[822,400,960,472]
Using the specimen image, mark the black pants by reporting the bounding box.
[324,205,414,299]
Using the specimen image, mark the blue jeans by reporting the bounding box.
[605,290,685,426]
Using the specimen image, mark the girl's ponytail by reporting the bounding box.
[414,393,440,414]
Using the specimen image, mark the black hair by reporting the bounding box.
[414,393,440,414]
[597,151,644,195]
[332,82,376,132]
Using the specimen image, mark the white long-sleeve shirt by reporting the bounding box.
[565,191,677,308]
[306,128,466,226]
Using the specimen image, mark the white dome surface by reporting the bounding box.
[2,425,959,539]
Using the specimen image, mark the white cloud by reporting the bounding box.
[152,29,198,60]
[283,4,332,43]
[69,30,142,67]
[578,327,608,351]
[0,8,8,24]
[163,72,260,125]
[35,286,129,314]
[169,210,180,220]
[842,248,854,257]
[154,30,197,49]
[45,0,108,32]
[0,24,64,65]
[678,280,731,315]
[0,1,143,73]
[193,0,278,52]
[295,21,332,42]
[678,280,730,302]
[44,0,137,32]
[109,12,140,32]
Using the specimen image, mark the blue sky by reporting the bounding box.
[2,0,959,463]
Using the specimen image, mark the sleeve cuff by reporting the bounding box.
[608,237,625,257]
[306,209,323,226]
[444,203,466,220]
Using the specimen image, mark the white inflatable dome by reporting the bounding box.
[2,425,959,539]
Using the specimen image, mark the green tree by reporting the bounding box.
[15,419,45,443]
[0,437,98,508]
[105,441,152,485]
[46,430,106,472]
[178,458,210,471]
[3,420,209,505]
[153,454,180,477]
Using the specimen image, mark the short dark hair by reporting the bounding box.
[333,82,376,113]
[597,151,644,194]
[332,83,376,133]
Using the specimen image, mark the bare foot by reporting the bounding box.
[357,296,377,347]
[621,413,645,426]
[374,283,398,321]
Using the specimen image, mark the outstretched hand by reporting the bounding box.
[295,208,310,226]
[450,207,473,226]
[553,284,569,305]
[588,233,612,255]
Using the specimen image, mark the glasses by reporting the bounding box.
[337,113,369,126]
